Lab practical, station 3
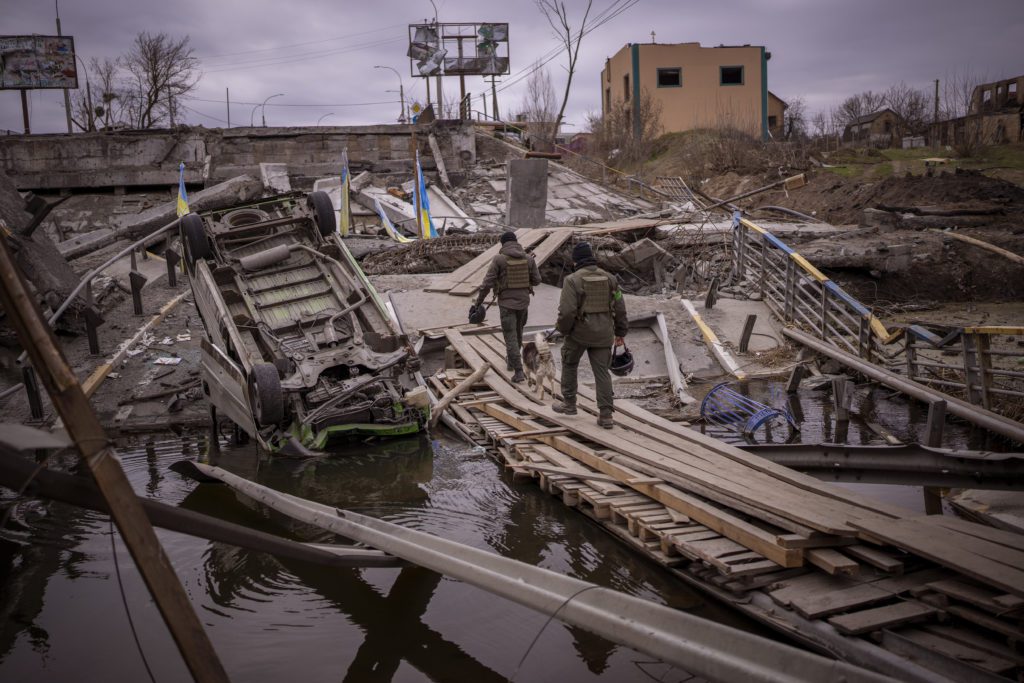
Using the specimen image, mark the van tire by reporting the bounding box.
[308,191,336,236]
[181,214,210,266]
[248,363,284,427]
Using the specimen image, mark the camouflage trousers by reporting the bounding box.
[560,336,613,412]
[500,306,528,371]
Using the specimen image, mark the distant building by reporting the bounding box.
[930,74,1024,146]
[842,109,901,147]
[767,91,787,139]
[600,41,774,140]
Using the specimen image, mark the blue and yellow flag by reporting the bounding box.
[374,197,413,243]
[414,150,437,240]
[176,162,190,217]
[339,149,351,236]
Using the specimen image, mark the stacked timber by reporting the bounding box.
[425,228,573,297]
[435,329,1024,682]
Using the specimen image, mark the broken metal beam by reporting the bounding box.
[783,327,1024,446]
[740,442,1024,490]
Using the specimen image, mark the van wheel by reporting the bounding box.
[308,191,336,236]
[248,363,284,427]
[181,214,210,266]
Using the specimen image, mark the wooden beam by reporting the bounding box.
[807,548,860,576]
[429,361,490,428]
[0,239,228,682]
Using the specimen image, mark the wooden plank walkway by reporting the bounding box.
[431,330,1024,682]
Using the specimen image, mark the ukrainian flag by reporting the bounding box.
[339,149,351,236]
[414,150,437,240]
[176,162,190,217]
[374,197,413,243]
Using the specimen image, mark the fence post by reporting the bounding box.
[961,332,984,406]
[819,287,828,340]
[783,259,796,322]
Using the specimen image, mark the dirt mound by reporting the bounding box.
[753,169,1024,225]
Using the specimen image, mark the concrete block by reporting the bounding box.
[260,163,292,193]
[505,158,548,229]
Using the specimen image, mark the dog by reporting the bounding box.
[521,331,556,401]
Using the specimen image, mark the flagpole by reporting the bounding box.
[414,150,423,239]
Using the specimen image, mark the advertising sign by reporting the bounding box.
[407,23,509,78]
[0,35,78,90]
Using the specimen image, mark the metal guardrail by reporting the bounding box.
[730,214,1024,421]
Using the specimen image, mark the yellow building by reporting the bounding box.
[601,41,775,140]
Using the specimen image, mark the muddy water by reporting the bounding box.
[0,434,765,683]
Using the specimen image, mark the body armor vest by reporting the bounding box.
[581,274,612,313]
[503,258,531,289]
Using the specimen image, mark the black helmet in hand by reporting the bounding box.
[610,344,634,376]
[468,303,487,324]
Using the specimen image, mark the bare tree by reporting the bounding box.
[834,90,887,129]
[783,96,807,140]
[70,57,129,131]
[535,0,594,148]
[517,64,559,150]
[121,32,200,129]
[941,68,989,119]
[883,82,929,136]
[587,86,662,163]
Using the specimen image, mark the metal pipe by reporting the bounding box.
[17,218,180,365]
[193,463,896,683]
[784,327,1024,445]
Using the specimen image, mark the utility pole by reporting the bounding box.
[0,238,229,683]
[490,76,500,121]
[56,1,73,134]
[933,78,940,148]
[20,90,31,134]
[226,87,231,128]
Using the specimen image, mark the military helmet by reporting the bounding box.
[610,344,634,376]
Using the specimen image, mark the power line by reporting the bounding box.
[199,23,405,61]
[498,0,638,94]
[201,35,405,73]
[188,97,400,108]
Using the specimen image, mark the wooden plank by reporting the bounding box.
[468,334,864,537]
[852,517,1024,598]
[920,625,1024,665]
[896,629,1015,674]
[925,579,1019,615]
[918,514,1024,553]
[944,603,1024,642]
[471,334,892,535]
[475,400,802,567]
[425,227,534,292]
[787,569,952,619]
[879,630,1015,682]
[447,230,550,296]
[806,548,860,576]
[828,601,937,635]
[845,545,904,574]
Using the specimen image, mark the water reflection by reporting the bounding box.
[1,431,759,682]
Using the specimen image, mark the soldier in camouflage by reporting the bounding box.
[553,242,628,429]
[475,231,541,383]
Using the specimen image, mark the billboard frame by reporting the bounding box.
[0,34,79,90]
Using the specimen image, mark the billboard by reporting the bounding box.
[0,35,78,90]
[407,23,509,78]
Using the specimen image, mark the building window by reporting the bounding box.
[656,67,681,88]
[720,66,744,86]
[768,115,778,128]
[623,74,630,101]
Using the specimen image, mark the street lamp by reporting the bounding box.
[374,66,406,123]
[74,54,94,131]
[261,93,284,127]
[316,112,335,126]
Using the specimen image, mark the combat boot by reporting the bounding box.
[511,370,526,383]
[598,409,614,429]
[552,401,577,415]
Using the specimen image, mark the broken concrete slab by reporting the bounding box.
[260,163,292,194]
[505,158,548,229]
[122,174,264,240]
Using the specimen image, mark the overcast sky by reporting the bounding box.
[2,0,1022,135]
